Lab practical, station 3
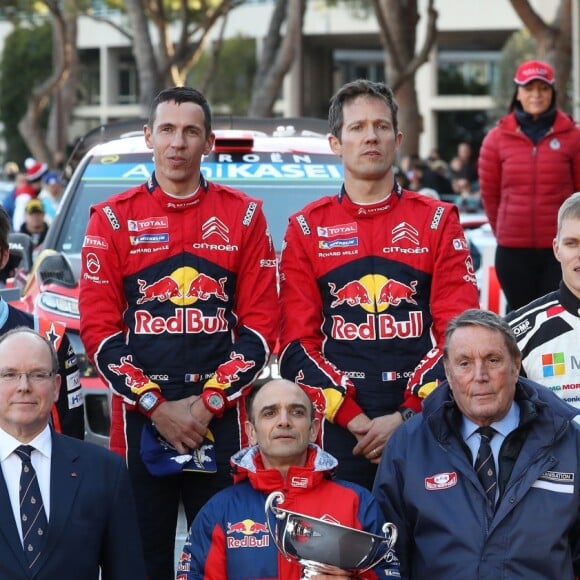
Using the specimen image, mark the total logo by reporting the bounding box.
[136,267,228,306]
[226,519,270,549]
[328,275,422,341]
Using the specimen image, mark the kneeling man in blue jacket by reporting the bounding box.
[373,308,580,579]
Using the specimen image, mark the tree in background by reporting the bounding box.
[188,35,256,115]
[0,21,52,164]
[1,0,81,166]
[248,0,305,117]
[102,0,243,111]
[372,0,438,159]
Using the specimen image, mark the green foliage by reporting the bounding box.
[0,21,53,164]
[187,35,256,115]
[493,30,537,115]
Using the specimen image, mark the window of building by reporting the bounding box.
[77,49,101,106]
[118,56,139,104]
[438,51,500,96]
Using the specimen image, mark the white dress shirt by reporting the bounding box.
[0,426,52,544]
[462,402,520,474]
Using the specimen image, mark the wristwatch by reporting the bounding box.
[201,390,226,417]
[138,391,165,417]
[399,407,416,422]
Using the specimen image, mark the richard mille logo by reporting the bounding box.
[202,217,230,243]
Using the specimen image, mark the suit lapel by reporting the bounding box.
[0,462,31,575]
[34,433,82,574]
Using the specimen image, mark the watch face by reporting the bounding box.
[207,393,224,410]
[140,392,158,411]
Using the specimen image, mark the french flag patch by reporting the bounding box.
[382,371,397,381]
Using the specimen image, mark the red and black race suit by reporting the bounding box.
[279,185,480,487]
[79,174,278,465]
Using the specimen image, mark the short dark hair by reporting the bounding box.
[0,207,9,253]
[328,79,399,139]
[0,327,59,373]
[245,380,316,423]
[443,309,521,362]
[148,86,212,136]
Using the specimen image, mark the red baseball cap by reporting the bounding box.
[514,60,555,86]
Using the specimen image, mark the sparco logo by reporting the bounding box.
[296,214,310,235]
[103,205,120,230]
[430,207,444,230]
[242,202,257,226]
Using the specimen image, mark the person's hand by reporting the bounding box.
[150,395,211,454]
[352,411,403,463]
[346,412,372,443]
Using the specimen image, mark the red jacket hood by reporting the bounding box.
[230,444,338,494]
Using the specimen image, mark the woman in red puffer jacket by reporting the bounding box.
[479,59,580,311]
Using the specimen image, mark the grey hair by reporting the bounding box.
[443,309,520,362]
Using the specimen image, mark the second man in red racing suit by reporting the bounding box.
[279,80,480,489]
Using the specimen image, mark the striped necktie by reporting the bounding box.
[475,426,497,507]
[14,445,48,568]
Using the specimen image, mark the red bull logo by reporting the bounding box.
[226,519,270,549]
[296,370,326,419]
[136,268,229,306]
[328,281,372,307]
[329,275,418,312]
[108,355,150,391]
[185,274,228,301]
[135,308,228,335]
[331,311,423,340]
[378,279,417,306]
[137,277,181,304]
[215,352,255,384]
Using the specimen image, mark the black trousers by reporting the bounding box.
[125,408,238,580]
[495,245,561,312]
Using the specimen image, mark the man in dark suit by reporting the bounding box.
[0,327,146,579]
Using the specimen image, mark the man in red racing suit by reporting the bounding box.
[79,87,278,580]
[279,80,480,489]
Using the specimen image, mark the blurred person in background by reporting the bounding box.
[479,60,580,311]
[12,158,48,232]
[38,172,64,224]
[20,199,49,248]
[0,207,84,438]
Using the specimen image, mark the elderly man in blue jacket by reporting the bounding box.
[373,308,580,579]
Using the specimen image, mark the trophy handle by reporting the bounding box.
[265,491,291,561]
[358,521,398,573]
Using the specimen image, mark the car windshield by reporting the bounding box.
[55,150,343,255]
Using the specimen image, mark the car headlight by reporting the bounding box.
[39,292,80,317]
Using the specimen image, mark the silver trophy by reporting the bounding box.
[265,490,397,579]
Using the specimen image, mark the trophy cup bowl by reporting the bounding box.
[265,491,397,579]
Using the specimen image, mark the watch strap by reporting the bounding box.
[137,390,166,418]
